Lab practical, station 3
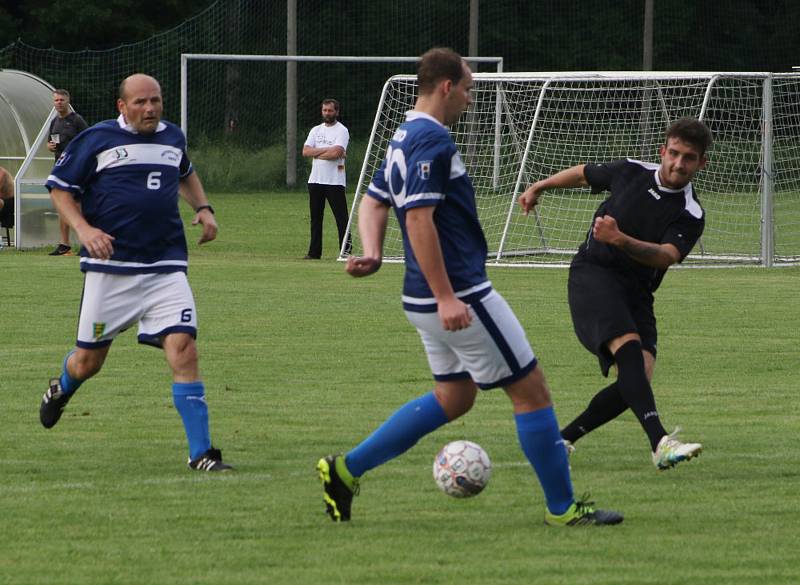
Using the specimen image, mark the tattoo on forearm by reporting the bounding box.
[621,240,661,260]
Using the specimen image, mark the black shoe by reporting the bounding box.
[49,244,72,256]
[40,378,72,429]
[317,454,358,522]
[303,254,320,260]
[188,447,234,471]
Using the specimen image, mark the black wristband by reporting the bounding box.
[195,204,215,214]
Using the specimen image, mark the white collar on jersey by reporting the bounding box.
[405,110,445,128]
[653,165,689,194]
[117,114,167,134]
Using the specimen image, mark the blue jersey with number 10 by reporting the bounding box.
[46,115,193,275]
[367,112,489,310]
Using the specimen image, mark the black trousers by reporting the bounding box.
[307,183,352,258]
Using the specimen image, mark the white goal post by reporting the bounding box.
[346,71,800,267]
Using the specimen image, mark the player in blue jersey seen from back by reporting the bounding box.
[519,117,712,471]
[317,48,622,526]
[40,73,232,471]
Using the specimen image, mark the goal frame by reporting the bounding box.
[346,71,800,267]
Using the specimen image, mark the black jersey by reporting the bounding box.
[575,158,704,292]
[49,112,88,159]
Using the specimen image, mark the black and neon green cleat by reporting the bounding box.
[544,495,623,527]
[317,454,359,522]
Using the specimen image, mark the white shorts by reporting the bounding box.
[404,289,537,389]
[76,271,197,349]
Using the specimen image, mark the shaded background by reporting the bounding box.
[1,0,798,189]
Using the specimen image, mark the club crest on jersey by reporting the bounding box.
[92,322,106,339]
[394,129,407,142]
[161,149,179,162]
[55,153,70,166]
[417,160,432,180]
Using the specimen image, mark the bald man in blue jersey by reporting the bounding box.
[40,74,232,472]
[317,48,622,526]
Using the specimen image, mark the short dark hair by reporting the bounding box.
[321,98,340,114]
[53,89,70,100]
[666,118,713,156]
[417,47,466,95]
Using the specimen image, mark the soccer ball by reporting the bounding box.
[433,440,491,498]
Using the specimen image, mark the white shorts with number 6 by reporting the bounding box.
[76,271,197,349]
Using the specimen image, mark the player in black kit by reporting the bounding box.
[518,117,713,471]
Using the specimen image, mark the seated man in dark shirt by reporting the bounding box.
[0,166,14,246]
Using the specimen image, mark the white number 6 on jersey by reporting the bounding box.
[147,171,162,190]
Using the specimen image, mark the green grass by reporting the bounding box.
[1,192,798,585]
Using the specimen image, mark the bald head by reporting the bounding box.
[119,74,161,101]
[117,74,163,134]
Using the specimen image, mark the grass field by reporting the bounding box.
[1,192,798,585]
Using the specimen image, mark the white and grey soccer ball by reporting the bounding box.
[433,440,491,498]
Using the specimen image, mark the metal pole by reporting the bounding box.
[643,0,654,71]
[286,0,298,188]
[469,0,479,72]
[760,75,774,267]
[180,54,188,136]
[493,57,503,189]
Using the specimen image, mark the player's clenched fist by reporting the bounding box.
[591,215,622,245]
[518,183,545,215]
[346,255,382,277]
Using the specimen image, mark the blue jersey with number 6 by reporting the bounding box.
[366,111,489,308]
[46,115,193,275]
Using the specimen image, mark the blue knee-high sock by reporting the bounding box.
[515,407,574,515]
[59,350,83,396]
[345,392,449,478]
[172,381,211,460]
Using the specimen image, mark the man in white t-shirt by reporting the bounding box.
[302,98,352,259]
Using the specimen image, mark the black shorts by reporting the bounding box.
[567,258,657,377]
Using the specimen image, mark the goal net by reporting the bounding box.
[346,72,800,266]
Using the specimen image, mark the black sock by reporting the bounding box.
[614,339,666,451]
[561,382,628,443]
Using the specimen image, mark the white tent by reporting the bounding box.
[0,69,57,249]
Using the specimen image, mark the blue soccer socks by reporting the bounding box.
[59,350,83,396]
[515,406,574,516]
[345,392,449,478]
[172,381,212,461]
